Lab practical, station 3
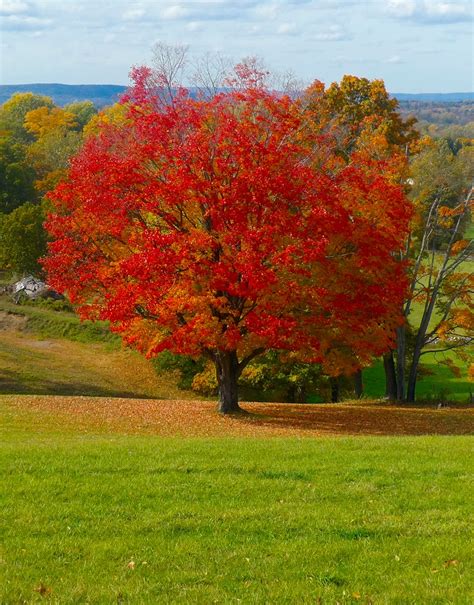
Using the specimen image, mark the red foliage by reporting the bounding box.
[44,70,412,379]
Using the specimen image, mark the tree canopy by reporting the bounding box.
[44,65,412,412]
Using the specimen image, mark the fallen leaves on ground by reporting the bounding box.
[443,559,460,568]
[2,395,473,438]
[34,584,52,597]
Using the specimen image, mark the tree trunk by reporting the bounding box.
[354,369,363,399]
[396,325,406,401]
[287,383,307,404]
[406,286,439,404]
[383,351,397,401]
[215,350,242,414]
[406,346,422,403]
[330,377,339,403]
[295,386,307,404]
[287,383,297,403]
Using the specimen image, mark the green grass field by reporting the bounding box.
[464,222,474,242]
[1,400,473,604]
[363,352,473,403]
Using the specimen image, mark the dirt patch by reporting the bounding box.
[0,311,27,332]
[24,340,57,349]
[3,396,474,437]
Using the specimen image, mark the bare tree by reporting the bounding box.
[271,69,306,98]
[150,41,189,105]
[389,184,473,402]
[149,44,306,101]
[190,52,232,98]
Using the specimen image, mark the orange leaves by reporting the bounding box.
[318,75,418,150]
[443,559,460,568]
[225,57,270,90]
[450,239,470,256]
[440,358,462,379]
[468,364,474,382]
[451,309,474,332]
[34,584,52,597]
[436,322,450,341]
[83,103,131,138]
[7,395,474,437]
[24,106,77,138]
[437,205,454,218]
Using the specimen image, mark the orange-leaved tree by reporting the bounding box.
[301,75,417,396]
[44,63,411,413]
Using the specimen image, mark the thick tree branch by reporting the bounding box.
[238,348,266,375]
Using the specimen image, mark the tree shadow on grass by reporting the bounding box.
[0,369,161,400]
[238,403,474,436]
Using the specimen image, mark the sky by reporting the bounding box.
[0,0,472,93]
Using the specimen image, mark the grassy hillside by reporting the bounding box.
[0,299,197,400]
[364,354,472,403]
[0,290,472,403]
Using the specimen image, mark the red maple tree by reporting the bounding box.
[44,66,411,413]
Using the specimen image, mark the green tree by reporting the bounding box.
[240,352,324,403]
[0,202,47,274]
[410,139,472,248]
[26,128,82,195]
[23,101,83,195]
[0,93,53,143]
[64,101,98,131]
[0,134,37,213]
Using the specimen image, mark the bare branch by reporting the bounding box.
[426,273,472,340]
[420,339,473,356]
[443,240,474,276]
[191,52,232,98]
[151,41,189,104]
[271,69,306,98]
[404,197,440,317]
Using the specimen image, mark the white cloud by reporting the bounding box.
[424,0,471,20]
[387,0,472,23]
[387,0,417,17]
[254,3,279,20]
[161,4,190,20]
[0,0,29,15]
[311,24,348,41]
[186,21,203,32]
[0,14,51,29]
[122,7,146,21]
[277,22,298,35]
[1,0,471,93]
[316,0,355,7]
[248,24,262,35]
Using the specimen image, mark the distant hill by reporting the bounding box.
[1,83,473,108]
[0,84,127,107]
[393,92,474,102]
